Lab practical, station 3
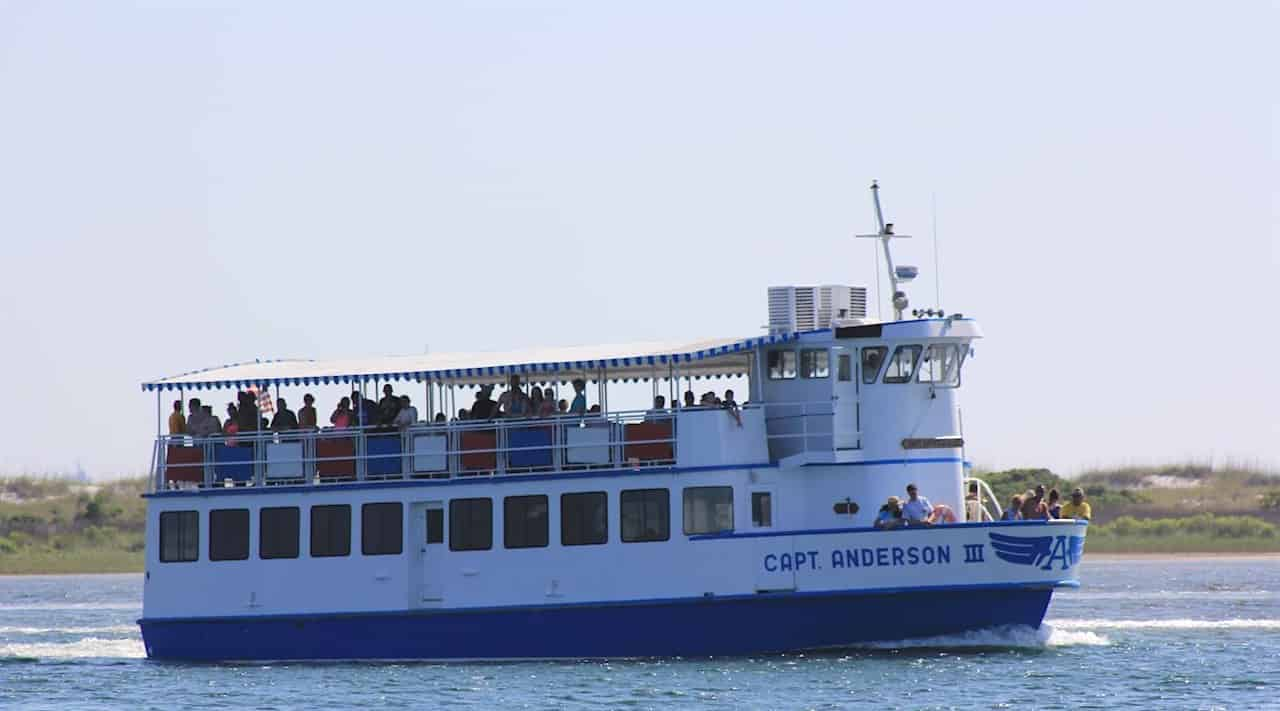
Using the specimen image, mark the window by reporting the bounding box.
[426,508,444,544]
[752,492,773,528]
[504,495,549,549]
[561,492,608,546]
[837,354,852,382]
[259,506,299,560]
[883,345,923,383]
[917,343,963,386]
[861,347,887,384]
[800,349,829,379]
[159,510,198,563]
[449,498,493,551]
[310,504,351,557]
[767,350,797,380]
[683,486,734,535]
[621,488,670,542]
[209,508,249,561]
[362,502,403,556]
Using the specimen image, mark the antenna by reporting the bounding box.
[932,192,941,310]
[856,181,915,321]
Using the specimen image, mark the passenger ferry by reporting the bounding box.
[138,184,1086,661]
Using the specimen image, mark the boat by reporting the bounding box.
[136,183,1086,661]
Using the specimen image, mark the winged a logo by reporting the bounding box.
[988,532,1055,567]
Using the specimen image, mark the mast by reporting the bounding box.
[856,181,915,321]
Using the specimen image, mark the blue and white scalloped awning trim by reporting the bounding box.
[141,333,806,392]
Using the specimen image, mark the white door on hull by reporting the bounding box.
[832,347,859,450]
[410,501,446,604]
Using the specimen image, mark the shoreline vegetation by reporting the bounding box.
[1,463,1278,574]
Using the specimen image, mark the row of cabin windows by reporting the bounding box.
[767,344,963,386]
[159,488,770,562]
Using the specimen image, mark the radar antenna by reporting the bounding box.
[856,181,916,321]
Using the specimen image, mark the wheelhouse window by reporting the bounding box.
[561,492,608,546]
[917,343,964,386]
[683,486,734,535]
[861,347,887,384]
[159,510,198,563]
[361,502,403,556]
[800,349,829,379]
[751,492,773,528]
[310,504,352,558]
[767,350,797,380]
[621,488,669,542]
[504,495,549,549]
[449,498,493,551]
[882,345,923,384]
[259,506,299,560]
[209,508,249,561]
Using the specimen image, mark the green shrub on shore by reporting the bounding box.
[1084,513,1280,553]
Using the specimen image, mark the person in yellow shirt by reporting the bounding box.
[167,399,186,436]
[1058,487,1092,520]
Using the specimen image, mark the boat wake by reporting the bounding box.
[0,636,145,661]
[848,624,1111,651]
[1049,618,1280,631]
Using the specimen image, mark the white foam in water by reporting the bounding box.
[1050,618,1280,631]
[0,636,145,660]
[851,624,1111,650]
[0,625,137,635]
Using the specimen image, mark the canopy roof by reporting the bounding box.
[141,332,807,392]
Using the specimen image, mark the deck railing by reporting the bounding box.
[150,401,847,492]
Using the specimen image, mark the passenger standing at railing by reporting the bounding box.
[569,379,587,415]
[393,395,418,429]
[168,400,186,436]
[377,384,402,426]
[557,399,569,414]
[470,385,497,420]
[722,390,743,427]
[645,396,667,422]
[499,375,529,417]
[351,391,375,428]
[330,397,353,428]
[528,386,545,417]
[186,399,207,438]
[203,405,222,436]
[270,398,298,431]
[539,388,558,417]
[684,390,696,408]
[298,394,317,429]
[224,404,241,445]
[235,391,259,433]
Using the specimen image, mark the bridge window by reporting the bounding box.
[621,488,670,542]
[504,495,549,549]
[361,502,403,556]
[861,347,887,384]
[209,508,249,561]
[159,510,198,563]
[310,504,351,557]
[767,350,797,380]
[561,492,608,546]
[917,343,963,385]
[752,492,773,527]
[450,498,493,551]
[259,506,299,560]
[800,349,829,379]
[683,486,734,535]
[883,345,922,384]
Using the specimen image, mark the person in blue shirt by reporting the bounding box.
[874,497,905,529]
[569,378,588,415]
[902,483,934,526]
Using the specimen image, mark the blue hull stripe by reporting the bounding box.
[139,585,1055,661]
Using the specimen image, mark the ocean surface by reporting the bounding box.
[0,557,1276,710]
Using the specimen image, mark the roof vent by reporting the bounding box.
[768,285,868,334]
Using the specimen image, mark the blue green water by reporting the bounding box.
[1,558,1276,709]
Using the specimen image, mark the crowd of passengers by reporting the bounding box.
[167,374,745,441]
[873,481,1093,528]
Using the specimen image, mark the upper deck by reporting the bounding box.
[146,318,981,495]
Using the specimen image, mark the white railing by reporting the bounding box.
[151,400,860,493]
[963,476,1003,521]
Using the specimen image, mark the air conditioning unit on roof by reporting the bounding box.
[768,285,868,334]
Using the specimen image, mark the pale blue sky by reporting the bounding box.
[1,1,1276,478]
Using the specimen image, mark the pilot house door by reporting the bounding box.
[410,501,445,604]
[832,347,859,450]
